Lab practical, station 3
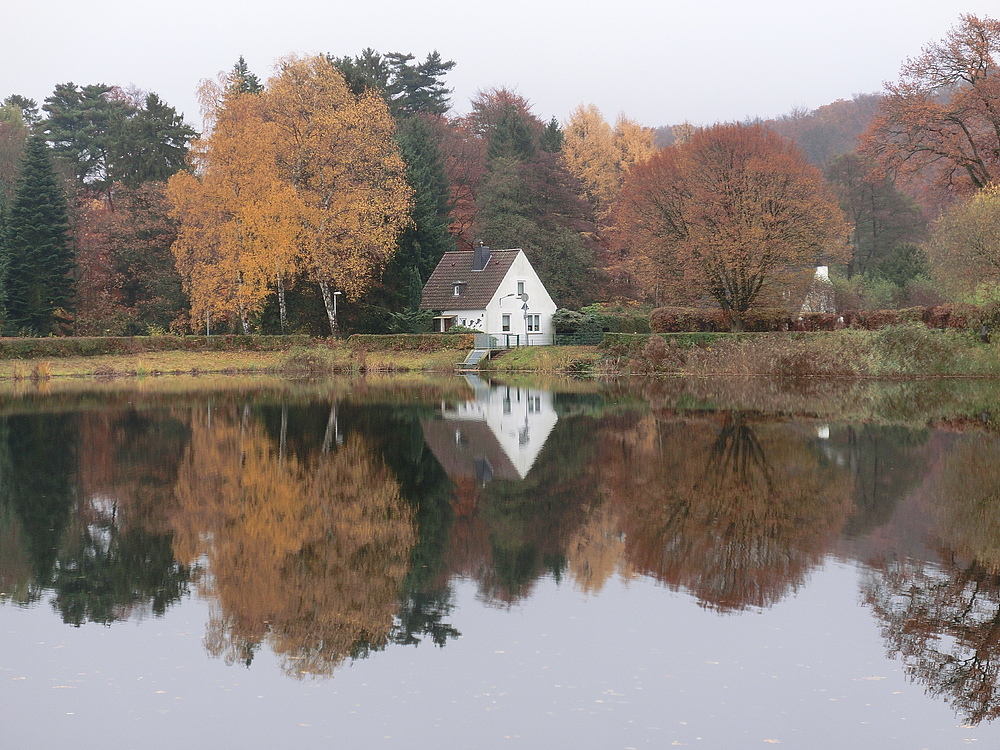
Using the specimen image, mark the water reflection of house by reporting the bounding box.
[421,376,558,492]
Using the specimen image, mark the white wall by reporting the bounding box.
[485,251,558,345]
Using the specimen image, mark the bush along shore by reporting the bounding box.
[486,326,1000,378]
[2,326,1000,380]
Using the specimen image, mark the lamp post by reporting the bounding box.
[332,290,343,335]
[522,301,530,346]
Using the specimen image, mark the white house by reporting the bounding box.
[420,246,558,346]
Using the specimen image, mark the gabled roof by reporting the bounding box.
[420,249,520,310]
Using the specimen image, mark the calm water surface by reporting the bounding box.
[4,375,1000,748]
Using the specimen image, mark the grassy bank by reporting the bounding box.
[4,325,1000,381]
[486,326,1000,378]
[0,338,469,380]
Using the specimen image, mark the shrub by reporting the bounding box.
[739,308,793,332]
[629,335,685,373]
[0,334,314,359]
[552,309,603,335]
[854,309,901,329]
[650,306,726,333]
[282,347,338,375]
[793,312,838,331]
[926,304,985,330]
[347,333,474,351]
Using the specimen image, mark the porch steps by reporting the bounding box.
[457,349,490,371]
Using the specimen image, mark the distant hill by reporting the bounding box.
[654,93,883,169]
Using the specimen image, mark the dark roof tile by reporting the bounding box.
[420,249,520,310]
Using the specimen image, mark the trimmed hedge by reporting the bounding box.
[650,307,728,333]
[650,303,1000,333]
[599,332,734,358]
[347,333,474,351]
[0,334,314,359]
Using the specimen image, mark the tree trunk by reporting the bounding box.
[319,279,337,335]
[238,302,251,335]
[277,274,287,333]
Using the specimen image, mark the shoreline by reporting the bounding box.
[1,326,999,381]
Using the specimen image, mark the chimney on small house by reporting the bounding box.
[472,242,491,271]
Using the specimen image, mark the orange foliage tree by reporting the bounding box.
[167,93,296,333]
[861,14,1000,197]
[616,123,848,329]
[262,56,412,331]
[561,103,656,220]
[167,55,411,334]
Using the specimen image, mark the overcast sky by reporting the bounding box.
[4,0,997,131]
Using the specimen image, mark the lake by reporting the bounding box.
[4,374,1000,748]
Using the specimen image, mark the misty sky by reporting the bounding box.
[4,0,997,131]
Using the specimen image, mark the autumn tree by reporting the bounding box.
[76,182,187,334]
[766,94,882,170]
[926,184,1000,299]
[861,14,1000,196]
[561,104,656,220]
[262,56,412,332]
[167,92,296,333]
[616,123,848,329]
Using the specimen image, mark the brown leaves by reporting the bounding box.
[861,14,1000,197]
[616,123,848,324]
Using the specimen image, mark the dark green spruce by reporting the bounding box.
[1,136,74,334]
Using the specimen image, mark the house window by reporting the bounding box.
[502,314,510,332]
[453,282,464,296]
[526,314,540,332]
[517,281,525,297]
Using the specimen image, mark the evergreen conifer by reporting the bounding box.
[1,136,74,334]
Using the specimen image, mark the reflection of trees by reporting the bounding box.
[567,505,624,593]
[832,425,931,538]
[603,412,853,610]
[471,416,598,604]
[863,434,1000,724]
[0,408,191,619]
[170,408,416,677]
[933,436,1000,571]
[863,556,1000,725]
[51,410,191,625]
[0,414,78,603]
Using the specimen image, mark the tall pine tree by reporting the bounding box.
[1,136,74,334]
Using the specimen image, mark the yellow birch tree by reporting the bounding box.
[166,93,300,332]
[262,56,412,332]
